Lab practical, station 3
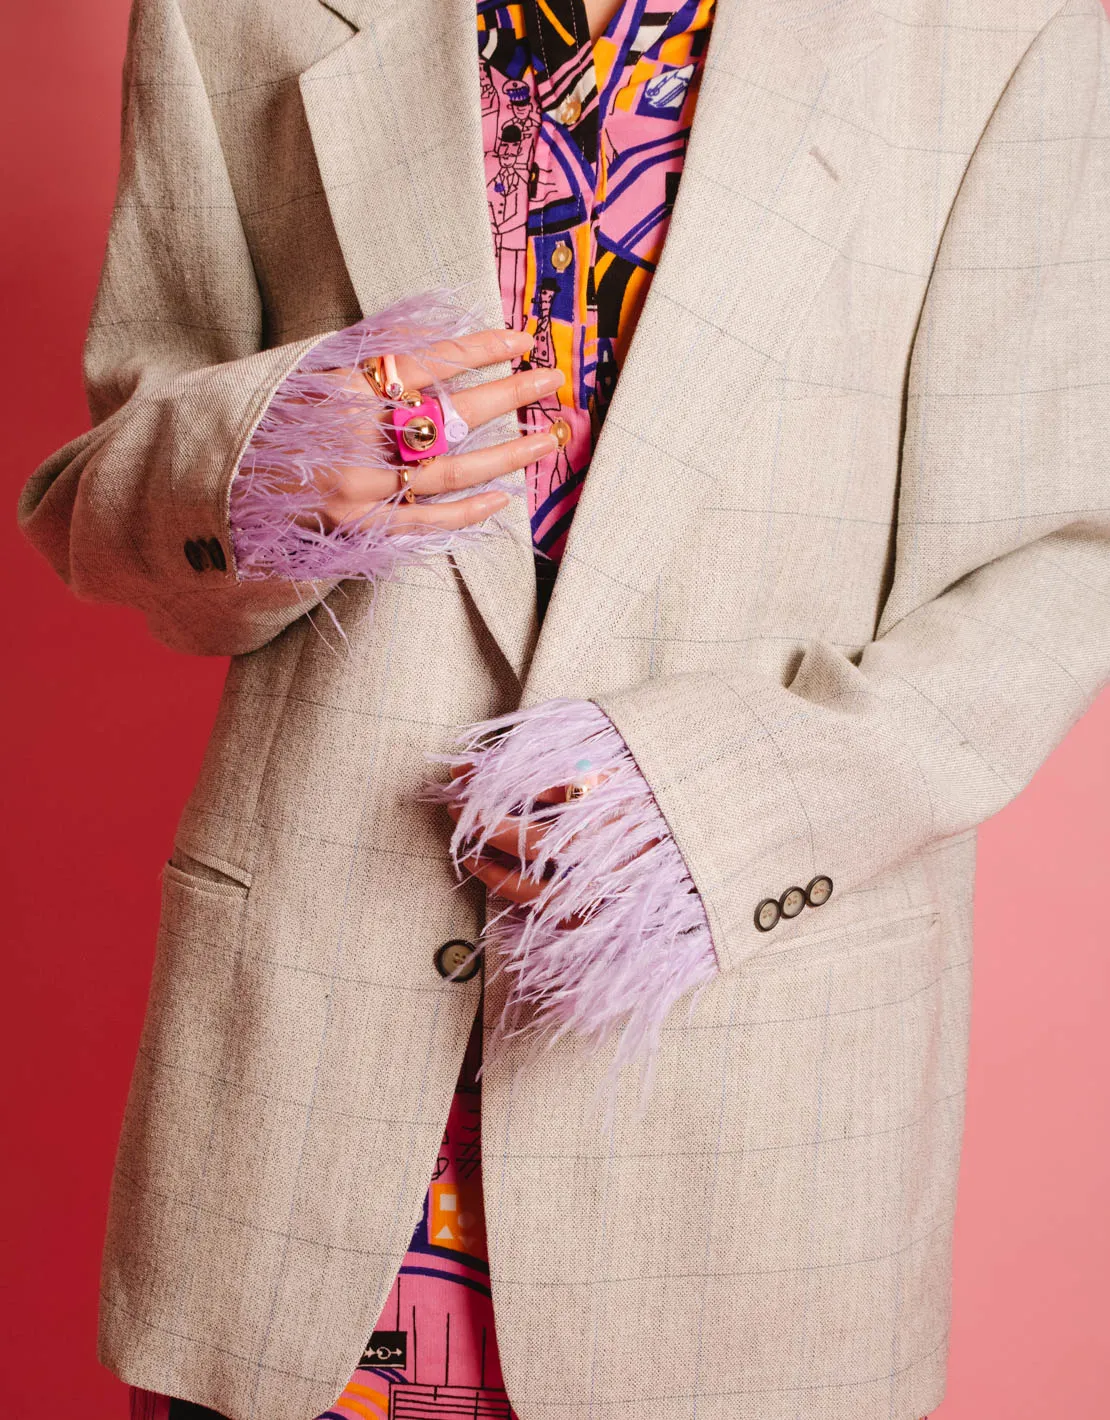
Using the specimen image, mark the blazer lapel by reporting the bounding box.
[301,0,539,682]
[522,0,892,701]
[301,0,890,692]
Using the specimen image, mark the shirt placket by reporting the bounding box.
[523,0,601,426]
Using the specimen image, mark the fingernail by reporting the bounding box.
[534,369,565,393]
[503,329,533,351]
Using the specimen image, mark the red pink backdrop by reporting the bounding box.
[3,4,1108,1416]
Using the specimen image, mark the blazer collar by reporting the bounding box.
[301,0,890,687]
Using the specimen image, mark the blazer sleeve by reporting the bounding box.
[588,0,1110,973]
[13,0,347,656]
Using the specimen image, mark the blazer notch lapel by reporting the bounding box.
[300,0,538,681]
[521,0,892,700]
[298,0,487,309]
[298,0,890,696]
[314,0,371,29]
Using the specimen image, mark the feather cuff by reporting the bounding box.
[228,285,522,585]
[427,697,718,1117]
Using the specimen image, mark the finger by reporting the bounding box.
[392,327,536,390]
[382,490,512,533]
[459,852,546,905]
[462,802,615,866]
[475,816,552,862]
[333,489,510,536]
[312,422,550,513]
[450,365,565,429]
[315,463,416,512]
[530,772,606,806]
[445,799,552,862]
[409,429,558,495]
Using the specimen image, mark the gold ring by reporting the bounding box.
[359,355,387,397]
[398,468,415,504]
[381,352,405,400]
[358,354,409,402]
[565,780,591,801]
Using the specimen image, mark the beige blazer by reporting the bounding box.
[18,0,1110,1416]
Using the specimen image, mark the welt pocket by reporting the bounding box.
[742,903,941,976]
[165,843,253,897]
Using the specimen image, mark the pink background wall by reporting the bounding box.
[2,3,1108,1416]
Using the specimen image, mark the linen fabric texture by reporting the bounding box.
[15,1,1110,1419]
[132,1008,522,1420]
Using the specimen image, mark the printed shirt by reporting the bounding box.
[481,0,716,576]
[135,3,716,1417]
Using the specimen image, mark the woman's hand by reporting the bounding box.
[298,326,563,535]
[444,762,616,907]
[446,777,565,905]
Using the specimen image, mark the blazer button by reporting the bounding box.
[805,874,833,907]
[205,537,227,572]
[779,886,806,919]
[754,898,781,932]
[435,939,481,982]
[184,538,210,572]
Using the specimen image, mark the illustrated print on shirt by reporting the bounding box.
[477,0,716,562]
[486,113,533,314]
[526,278,577,491]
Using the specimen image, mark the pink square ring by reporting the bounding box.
[390,388,470,464]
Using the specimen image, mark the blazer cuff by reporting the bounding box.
[228,287,521,583]
[427,697,717,1101]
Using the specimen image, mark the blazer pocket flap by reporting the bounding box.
[168,836,253,893]
[743,903,942,975]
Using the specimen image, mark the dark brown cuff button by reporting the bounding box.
[435,939,481,982]
[184,538,210,572]
[754,898,781,932]
[805,874,833,907]
[779,886,807,918]
[205,537,227,572]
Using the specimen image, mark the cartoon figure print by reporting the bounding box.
[483,70,539,322]
[487,120,530,315]
[522,278,575,509]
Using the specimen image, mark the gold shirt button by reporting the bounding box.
[551,241,572,271]
[551,417,572,446]
[555,94,582,125]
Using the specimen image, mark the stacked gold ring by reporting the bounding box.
[358,352,408,401]
[358,355,427,503]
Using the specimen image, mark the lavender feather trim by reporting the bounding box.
[228,285,523,586]
[427,698,718,1118]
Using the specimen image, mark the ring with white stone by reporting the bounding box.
[436,387,470,446]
